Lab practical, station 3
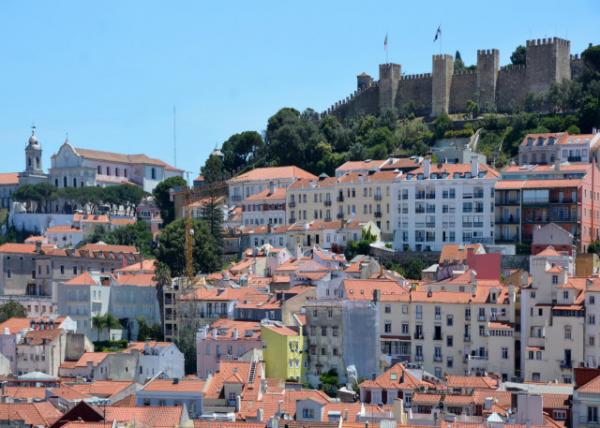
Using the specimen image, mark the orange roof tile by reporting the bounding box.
[0,173,19,186]
[68,380,134,398]
[64,272,101,286]
[142,378,205,393]
[244,187,287,201]
[336,160,388,172]
[0,402,62,426]
[75,147,182,171]
[79,243,139,254]
[439,243,484,264]
[445,375,498,389]
[115,259,157,273]
[537,246,561,257]
[0,243,38,254]
[103,406,184,427]
[229,166,317,183]
[0,317,32,334]
[114,273,156,287]
[23,328,63,345]
[343,279,408,301]
[262,324,299,336]
[401,163,500,180]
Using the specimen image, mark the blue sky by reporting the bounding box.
[0,0,598,181]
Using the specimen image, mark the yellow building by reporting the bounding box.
[261,322,305,382]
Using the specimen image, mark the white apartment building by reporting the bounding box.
[56,271,160,341]
[521,248,585,383]
[241,185,287,226]
[227,166,316,205]
[392,159,499,252]
[518,131,600,165]
[48,141,183,193]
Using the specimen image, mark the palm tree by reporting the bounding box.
[92,314,105,342]
[104,313,122,341]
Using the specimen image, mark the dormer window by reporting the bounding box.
[527,138,534,146]
[537,137,544,146]
[548,137,555,145]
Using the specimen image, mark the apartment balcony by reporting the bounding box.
[559,360,573,369]
[337,195,344,202]
[433,355,443,362]
[468,353,488,361]
[415,208,425,214]
[464,334,471,342]
[289,218,297,224]
[324,200,332,207]
[527,337,545,348]
[413,333,424,340]
[473,192,484,198]
[426,193,436,199]
[567,156,582,162]
[288,201,296,208]
[495,197,520,206]
[433,335,442,341]
[374,211,382,218]
[473,222,484,228]
[374,194,382,201]
[426,208,435,213]
[425,222,435,228]
[474,208,484,213]
[415,193,425,200]
[463,222,473,228]
[496,216,520,224]
[231,195,243,203]
[463,208,473,213]
[336,213,344,219]
[415,355,424,362]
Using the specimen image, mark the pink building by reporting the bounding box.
[195,319,262,378]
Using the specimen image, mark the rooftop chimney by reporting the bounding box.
[423,159,431,178]
[470,157,479,176]
[233,328,239,340]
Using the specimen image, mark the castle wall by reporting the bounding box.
[330,85,379,121]
[432,55,454,116]
[395,74,432,117]
[496,66,528,112]
[449,71,477,114]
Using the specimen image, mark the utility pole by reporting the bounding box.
[173,106,177,168]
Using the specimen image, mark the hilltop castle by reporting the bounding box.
[325,37,584,119]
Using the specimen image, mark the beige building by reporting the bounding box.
[227,166,316,205]
[287,171,397,241]
[342,272,518,381]
[521,247,584,383]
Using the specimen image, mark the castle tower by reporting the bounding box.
[25,126,43,175]
[525,37,571,94]
[476,49,500,112]
[357,72,373,91]
[431,54,453,116]
[378,63,401,112]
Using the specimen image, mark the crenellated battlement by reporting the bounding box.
[453,69,476,76]
[401,73,432,80]
[526,37,570,47]
[327,36,585,120]
[500,64,526,72]
[477,49,499,56]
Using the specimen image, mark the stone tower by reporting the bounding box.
[357,72,374,91]
[25,126,43,175]
[525,37,571,94]
[378,63,401,112]
[432,54,454,116]
[476,49,500,112]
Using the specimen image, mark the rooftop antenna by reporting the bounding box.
[173,105,177,167]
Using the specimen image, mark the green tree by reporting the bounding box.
[201,154,226,184]
[104,222,154,256]
[136,317,164,341]
[582,45,600,72]
[319,369,339,397]
[199,193,224,266]
[466,100,480,119]
[454,50,465,73]
[221,131,265,174]
[0,301,26,323]
[433,114,453,139]
[92,313,122,341]
[510,45,527,65]
[176,326,197,374]
[152,176,188,225]
[92,314,105,342]
[156,219,222,277]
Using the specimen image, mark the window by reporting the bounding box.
[564,326,572,340]
[384,322,392,333]
[501,347,509,359]
[303,408,315,419]
[447,357,453,368]
[385,305,391,314]
[563,291,569,300]
[590,296,596,305]
[590,315,596,325]
[332,326,338,337]
[552,275,558,284]
[416,305,422,320]
[401,323,409,334]
[321,326,327,336]
[446,315,453,326]
[590,335,596,347]
[588,406,598,423]
[151,168,157,180]
[446,335,453,347]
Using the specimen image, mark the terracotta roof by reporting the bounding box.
[537,246,561,257]
[74,147,182,171]
[68,380,134,398]
[79,243,139,254]
[115,259,156,273]
[412,392,443,404]
[520,132,569,147]
[381,158,421,171]
[359,363,432,390]
[0,243,38,254]
[0,172,19,186]
[262,324,299,337]
[204,361,256,399]
[46,225,82,234]
[228,166,316,183]
[203,319,262,340]
[495,179,583,190]
[126,341,173,352]
[288,177,338,190]
[63,352,110,368]
[445,375,497,389]
[142,378,205,393]
[0,402,62,426]
[0,386,47,400]
[103,406,184,427]
[0,317,32,334]
[64,272,101,286]
[336,160,388,172]
[343,279,408,301]
[576,374,600,393]
[23,328,63,345]
[400,163,500,180]
[541,393,570,409]
[243,187,287,201]
[110,217,136,226]
[439,243,484,264]
[114,273,156,287]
